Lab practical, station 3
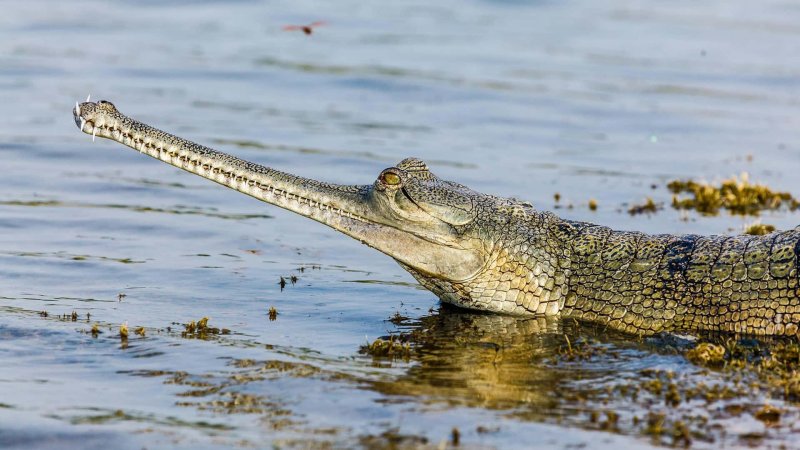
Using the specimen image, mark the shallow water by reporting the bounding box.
[2,0,800,448]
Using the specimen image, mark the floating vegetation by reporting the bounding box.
[91,323,101,337]
[476,425,500,434]
[388,311,409,325]
[135,326,146,337]
[360,336,411,360]
[555,335,611,361]
[278,274,300,291]
[588,199,598,211]
[38,310,48,317]
[553,192,561,203]
[627,197,661,215]
[754,342,800,402]
[119,322,129,340]
[118,293,127,302]
[268,307,278,321]
[180,317,231,339]
[685,342,726,366]
[683,340,800,402]
[451,427,460,446]
[668,173,799,215]
[597,410,620,432]
[744,221,776,236]
[755,404,781,424]
[358,427,430,449]
[51,311,80,322]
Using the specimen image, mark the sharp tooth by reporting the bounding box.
[92,127,97,142]
[75,101,80,116]
[86,94,91,102]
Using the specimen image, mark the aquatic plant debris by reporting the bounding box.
[744,221,776,236]
[627,197,661,215]
[542,335,800,446]
[685,342,726,366]
[360,336,411,360]
[755,404,782,424]
[180,316,231,339]
[668,173,800,215]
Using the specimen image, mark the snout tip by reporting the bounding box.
[73,101,93,131]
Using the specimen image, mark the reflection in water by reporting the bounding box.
[371,312,564,411]
[360,309,800,448]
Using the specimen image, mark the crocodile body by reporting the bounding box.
[73,100,800,337]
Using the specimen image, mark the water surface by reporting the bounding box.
[2,0,800,448]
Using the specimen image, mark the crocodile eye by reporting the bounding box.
[380,171,402,186]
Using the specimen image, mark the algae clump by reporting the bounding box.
[685,342,726,366]
[668,173,799,215]
[744,221,776,236]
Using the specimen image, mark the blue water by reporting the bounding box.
[2,0,800,448]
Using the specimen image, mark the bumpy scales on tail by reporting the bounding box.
[73,100,800,337]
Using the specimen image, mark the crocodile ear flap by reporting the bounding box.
[418,201,474,226]
[401,168,476,225]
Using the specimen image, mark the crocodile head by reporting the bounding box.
[73,100,488,286]
[358,157,489,281]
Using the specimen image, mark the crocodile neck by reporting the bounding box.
[73,100,800,337]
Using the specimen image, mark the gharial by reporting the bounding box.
[73,100,800,337]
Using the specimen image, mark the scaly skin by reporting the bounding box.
[73,100,800,337]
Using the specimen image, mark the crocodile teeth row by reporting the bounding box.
[85,121,366,223]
